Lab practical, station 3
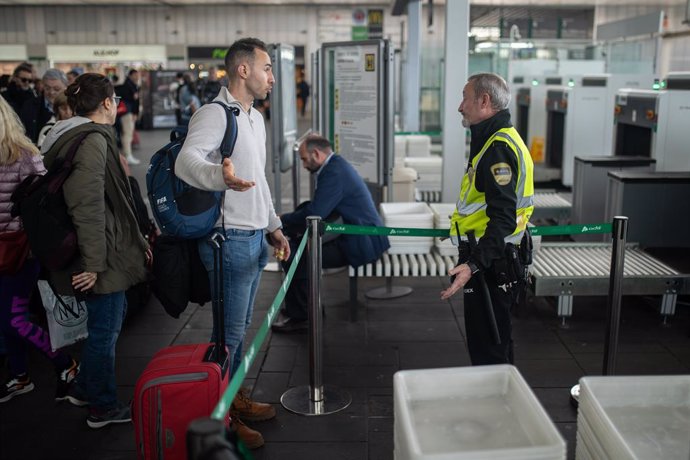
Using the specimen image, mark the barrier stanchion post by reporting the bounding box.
[281,216,351,416]
[292,143,300,210]
[309,215,324,402]
[569,216,628,406]
[603,216,628,375]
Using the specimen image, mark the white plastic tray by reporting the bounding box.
[394,365,566,460]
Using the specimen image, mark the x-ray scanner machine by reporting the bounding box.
[545,74,656,186]
[613,72,690,172]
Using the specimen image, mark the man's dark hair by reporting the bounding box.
[224,38,268,78]
[13,62,33,77]
[128,69,138,77]
[303,135,332,154]
[65,73,114,116]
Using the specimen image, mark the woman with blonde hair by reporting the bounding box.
[0,96,79,404]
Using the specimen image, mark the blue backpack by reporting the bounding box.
[146,102,239,239]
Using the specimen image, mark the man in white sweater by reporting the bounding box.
[175,37,290,449]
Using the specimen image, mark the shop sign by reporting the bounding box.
[0,45,27,61]
[47,45,166,62]
[187,47,229,60]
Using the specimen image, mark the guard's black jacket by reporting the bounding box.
[467,109,520,272]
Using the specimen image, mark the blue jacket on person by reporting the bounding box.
[281,154,390,267]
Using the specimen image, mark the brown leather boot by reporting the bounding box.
[230,415,264,449]
[231,387,276,422]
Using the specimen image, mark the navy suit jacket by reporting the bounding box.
[281,154,389,267]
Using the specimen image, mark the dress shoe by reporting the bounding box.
[271,316,308,333]
[232,387,276,422]
[230,416,264,449]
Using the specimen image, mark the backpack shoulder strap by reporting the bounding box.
[61,130,103,170]
[211,101,239,159]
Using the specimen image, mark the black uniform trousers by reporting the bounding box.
[281,237,348,321]
[463,269,517,365]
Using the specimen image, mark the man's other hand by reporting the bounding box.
[269,228,291,261]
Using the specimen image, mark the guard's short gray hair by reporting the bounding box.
[468,73,510,111]
[42,68,68,86]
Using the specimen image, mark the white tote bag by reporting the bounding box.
[37,280,89,351]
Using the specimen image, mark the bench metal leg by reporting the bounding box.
[365,277,413,300]
[349,272,358,322]
[660,291,677,324]
[558,294,573,327]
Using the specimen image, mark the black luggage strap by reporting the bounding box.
[205,231,229,377]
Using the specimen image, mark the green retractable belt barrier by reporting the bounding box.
[211,231,309,420]
[323,222,612,238]
[211,220,612,419]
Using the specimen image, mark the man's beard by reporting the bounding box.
[461,117,470,128]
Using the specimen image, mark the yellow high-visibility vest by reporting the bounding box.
[450,127,534,244]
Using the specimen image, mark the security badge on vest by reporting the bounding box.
[490,162,512,186]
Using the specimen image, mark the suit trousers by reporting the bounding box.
[282,238,348,321]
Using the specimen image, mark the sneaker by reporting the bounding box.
[87,404,131,429]
[0,374,34,403]
[55,359,80,400]
[271,316,308,333]
[126,156,141,165]
[56,384,89,407]
[230,415,264,449]
[231,387,276,422]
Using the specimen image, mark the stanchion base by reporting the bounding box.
[365,285,413,300]
[281,385,352,416]
[569,384,580,408]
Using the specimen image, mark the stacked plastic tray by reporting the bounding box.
[406,135,432,157]
[404,157,442,192]
[380,202,434,255]
[577,376,690,460]
[394,365,566,460]
[429,203,457,257]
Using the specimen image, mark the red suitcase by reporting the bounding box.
[133,232,230,460]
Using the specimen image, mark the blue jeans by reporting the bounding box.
[74,291,126,411]
[198,228,268,377]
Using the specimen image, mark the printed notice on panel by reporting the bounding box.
[333,45,378,183]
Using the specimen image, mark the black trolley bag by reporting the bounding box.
[133,231,230,460]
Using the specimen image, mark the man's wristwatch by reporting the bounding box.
[466,261,480,275]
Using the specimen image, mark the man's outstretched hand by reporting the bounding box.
[222,158,255,191]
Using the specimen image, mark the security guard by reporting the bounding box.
[441,73,534,365]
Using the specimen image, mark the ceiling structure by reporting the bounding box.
[0,0,685,5]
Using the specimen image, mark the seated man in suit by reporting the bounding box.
[272,135,390,332]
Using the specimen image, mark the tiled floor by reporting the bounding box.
[2,129,689,459]
[2,269,689,460]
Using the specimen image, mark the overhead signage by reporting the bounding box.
[0,45,27,60]
[47,45,166,62]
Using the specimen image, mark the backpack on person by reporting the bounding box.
[10,131,98,271]
[146,101,238,239]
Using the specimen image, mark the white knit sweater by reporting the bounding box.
[175,87,281,232]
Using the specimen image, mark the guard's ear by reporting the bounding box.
[480,92,492,109]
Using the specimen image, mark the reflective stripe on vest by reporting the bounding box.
[450,127,534,244]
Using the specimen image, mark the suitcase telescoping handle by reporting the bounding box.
[205,231,229,376]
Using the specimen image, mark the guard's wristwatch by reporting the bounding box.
[466,261,480,275]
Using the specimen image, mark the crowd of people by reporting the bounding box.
[0,42,532,452]
[0,68,149,428]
